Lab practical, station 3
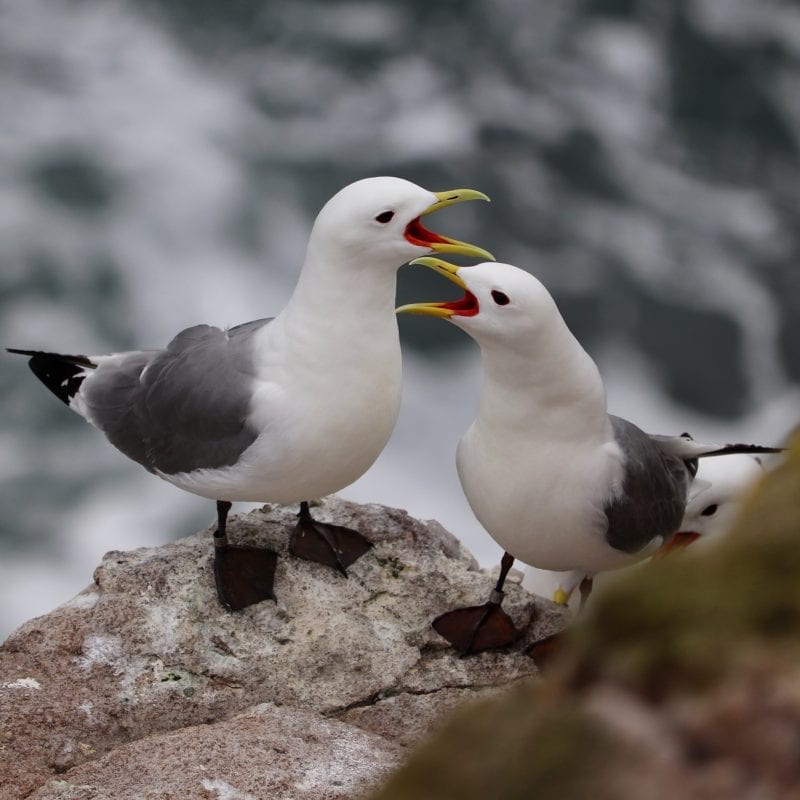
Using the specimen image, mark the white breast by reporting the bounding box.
[456,422,634,573]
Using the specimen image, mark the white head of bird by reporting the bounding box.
[397,257,607,427]
[397,259,557,333]
[397,258,586,366]
[679,453,765,541]
[304,177,493,270]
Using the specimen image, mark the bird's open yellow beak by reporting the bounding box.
[425,189,491,214]
[404,190,494,261]
[396,257,470,318]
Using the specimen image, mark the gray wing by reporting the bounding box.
[83,318,272,475]
[603,415,690,554]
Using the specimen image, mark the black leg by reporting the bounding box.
[578,576,594,611]
[432,551,521,656]
[213,500,232,546]
[289,500,373,575]
[212,499,278,611]
[491,551,516,600]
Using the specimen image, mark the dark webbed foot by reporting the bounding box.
[433,552,520,655]
[289,501,373,575]
[525,632,564,667]
[212,500,278,611]
[433,601,519,656]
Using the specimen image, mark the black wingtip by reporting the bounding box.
[700,444,786,458]
[8,347,95,365]
[9,349,95,405]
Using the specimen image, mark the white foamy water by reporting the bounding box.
[1,0,796,638]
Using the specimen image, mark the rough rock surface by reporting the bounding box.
[0,497,566,799]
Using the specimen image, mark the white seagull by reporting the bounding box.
[8,177,492,611]
[398,258,782,654]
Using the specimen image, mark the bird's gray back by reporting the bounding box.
[604,415,689,554]
[83,318,271,475]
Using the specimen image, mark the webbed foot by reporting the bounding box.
[214,536,278,611]
[432,601,520,656]
[211,499,277,611]
[289,501,373,575]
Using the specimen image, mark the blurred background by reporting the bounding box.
[1,0,798,638]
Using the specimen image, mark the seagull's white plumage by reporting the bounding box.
[9,177,492,609]
[17,177,491,503]
[398,258,781,651]
[403,261,666,574]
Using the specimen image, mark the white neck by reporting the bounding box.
[288,240,397,317]
[474,316,610,443]
[273,242,400,369]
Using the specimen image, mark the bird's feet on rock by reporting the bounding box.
[525,632,564,669]
[213,535,278,611]
[433,602,520,656]
[289,502,373,576]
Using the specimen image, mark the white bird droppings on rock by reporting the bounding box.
[1,676,41,690]
[201,777,258,800]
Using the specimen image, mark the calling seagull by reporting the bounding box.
[9,177,493,611]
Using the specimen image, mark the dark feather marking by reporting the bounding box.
[81,320,272,475]
[699,443,784,457]
[12,319,273,476]
[604,415,689,555]
[7,348,95,405]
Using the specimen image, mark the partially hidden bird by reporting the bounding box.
[8,177,493,612]
[523,452,767,608]
[397,257,783,654]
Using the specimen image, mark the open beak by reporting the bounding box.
[652,531,702,560]
[396,256,479,318]
[404,189,494,261]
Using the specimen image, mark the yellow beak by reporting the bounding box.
[407,189,495,261]
[424,189,491,214]
[396,257,465,317]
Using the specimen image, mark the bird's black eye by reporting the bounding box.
[700,504,718,517]
[492,290,510,306]
[375,210,394,223]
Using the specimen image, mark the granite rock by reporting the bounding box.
[0,497,566,798]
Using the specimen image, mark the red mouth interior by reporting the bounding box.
[404,217,450,247]
[441,291,479,317]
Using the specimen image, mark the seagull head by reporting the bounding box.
[656,454,765,557]
[308,177,494,269]
[397,258,557,347]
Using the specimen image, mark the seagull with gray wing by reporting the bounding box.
[8,177,492,612]
[398,258,782,654]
